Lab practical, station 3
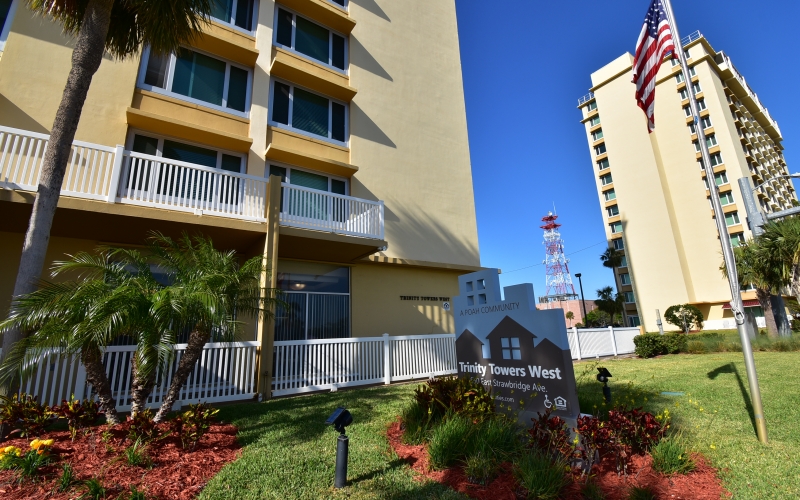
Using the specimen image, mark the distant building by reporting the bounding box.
[537,298,597,328]
[577,31,795,332]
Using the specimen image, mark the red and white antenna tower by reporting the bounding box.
[540,212,578,301]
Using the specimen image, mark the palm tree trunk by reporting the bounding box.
[791,263,800,305]
[129,356,158,417]
[0,0,115,391]
[153,329,209,422]
[81,346,119,425]
[756,288,779,338]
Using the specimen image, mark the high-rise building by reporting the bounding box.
[0,0,479,352]
[577,31,795,332]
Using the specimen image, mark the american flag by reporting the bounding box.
[633,0,676,132]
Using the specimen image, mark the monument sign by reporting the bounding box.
[453,269,580,423]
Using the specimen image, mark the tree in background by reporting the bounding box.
[2,0,213,395]
[599,248,624,294]
[759,218,800,305]
[663,304,704,333]
[565,311,574,327]
[594,286,624,326]
[582,309,613,328]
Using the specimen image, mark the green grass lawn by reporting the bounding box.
[202,352,800,500]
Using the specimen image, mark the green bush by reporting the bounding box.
[414,376,495,424]
[650,437,695,475]
[581,479,606,500]
[400,399,431,445]
[662,332,688,354]
[472,417,521,459]
[634,333,666,358]
[514,449,571,500]
[628,486,657,500]
[686,340,708,354]
[463,452,498,486]
[427,414,474,470]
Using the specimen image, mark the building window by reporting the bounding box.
[725,211,741,226]
[715,171,729,186]
[501,338,522,360]
[326,0,348,9]
[211,0,257,31]
[684,100,705,117]
[606,204,619,217]
[597,158,610,170]
[701,116,712,129]
[613,238,625,250]
[592,129,604,141]
[697,99,707,111]
[620,273,631,285]
[594,143,607,155]
[694,134,717,151]
[274,7,347,71]
[628,315,641,327]
[610,221,623,234]
[128,132,245,173]
[679,88,688,100]
[623,292,635,303]
[276,261,350,340]
[619,255,628,267]
[698,153,724,169]
[269,164,348,194]
[587,101,597,111]
[719,191,735,205]
[0,0,18,52]
[138,46,252,116]
[674,66,696,82]
[589,115,601,126]
[600,173,613,186]
[270,79,348,144]
[730,232,745,247]
[692,82,702,94]
[604,188,616,201]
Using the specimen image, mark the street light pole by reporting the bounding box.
[739,173,800,237]
[575,273,588,325]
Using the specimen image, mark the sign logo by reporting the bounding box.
[443,301,451,311]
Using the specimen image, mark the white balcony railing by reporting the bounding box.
[718,52,781,137]
[0,126,386,239]
[279,182,384,240]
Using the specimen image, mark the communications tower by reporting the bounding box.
[539,212,578,303]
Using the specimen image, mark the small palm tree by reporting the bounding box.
[759,218,800,304]
[0,250,176,423]
[3,0,214,393]
[150,234,282,422]
[565,311,574,327]
[600,248,624,293]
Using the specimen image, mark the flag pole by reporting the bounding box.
[662,0,767,443]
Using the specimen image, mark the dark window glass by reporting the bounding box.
[295,16,329,64]
[269,165,287,181]
[0,0,12,34]
[291,169,328,191]
[331,102,345,141]
[211,0,232,23]
[331,179,346,195]
[172,49,226,106]
[234,0,254,30]
[278,266,349,293]
[132,135,159,156]
[144,51,169,88]
[272,82,291,124]
[162,140,217,168]
[329,0,346,6]
[221,154,242,172]
[276,8,293,46]
[331,34,345,69]
[227,65,248,112]
[293,88,329,137]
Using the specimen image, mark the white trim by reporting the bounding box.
[0,0,20,52]
[324,0,348,12]
[210,0,260,36]
[268,78,349,147]
[136,45,253,119]
[272,4,349,75]
[126,129,247,174]
[267,158,349,195]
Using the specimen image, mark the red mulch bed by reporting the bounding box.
[0,421,241,499]
[386,419,729,500]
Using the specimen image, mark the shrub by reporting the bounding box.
[171,403,219,451]
[664,304,704,332]
[414,376,495,424]
[0,439,55,483]
[53,398,100,440]
[627,486,657,500]
[428,414,474,469]
[127,409,159,442]
[608,407,668,453]
[472,417,521,459]
[81,478,107,500]
[124,438,152,468]
[650,437,695,475]
[400,399,431,445]
[58,463,77,492]
[581,479,606,500]
[686,340,708,354]
[634,333,666,358]
[514,449,571,500]
[0,393,53,438]
[662,332,687,354]
[528,409,574,460]
[463,452,498,486]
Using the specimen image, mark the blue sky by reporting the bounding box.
[455,0,800,300]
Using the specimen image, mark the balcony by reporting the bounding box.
[0,126,383,240]
[716,51,782,140]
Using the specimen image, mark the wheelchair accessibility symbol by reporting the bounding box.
[544,395,552,408]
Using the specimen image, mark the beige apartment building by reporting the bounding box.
[0,0,479,351]
[578,31,795,332]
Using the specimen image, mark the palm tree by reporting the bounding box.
[599,248,624,293]
[759,218,800,304]
[595,286,624,326]
[149,234,281,422]
[0,250,176,423]
[2,0,213,393]
[565,311,574,327]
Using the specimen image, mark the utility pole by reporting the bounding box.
[664,0,768,443]
[575,273,588,325]
[738,174,800,237]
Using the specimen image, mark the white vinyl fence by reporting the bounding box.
[567,326,640,360]
[272,333,457,396]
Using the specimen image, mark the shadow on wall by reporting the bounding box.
[349,35,393,82]
[0,94,50,133]
[350,0,391,23]
[349,101,396,148]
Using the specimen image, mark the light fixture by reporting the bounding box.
[596,367,612,404]
[290,282,306,290]
[326,407,353,488]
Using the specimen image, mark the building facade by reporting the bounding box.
[0,1,479,376]
[536,299,598,329]
[577,32,795,332]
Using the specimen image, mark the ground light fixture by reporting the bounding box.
[596,367,612,404]
[326,407,353,488]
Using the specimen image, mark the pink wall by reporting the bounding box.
[537,299,598,327]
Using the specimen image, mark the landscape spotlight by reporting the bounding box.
[596,367,612,404]
[326,407,353,488]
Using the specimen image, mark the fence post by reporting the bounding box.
[609,326,618,356]
[106,145,125,203]
[383,334,391,385]
[572,327,582,360]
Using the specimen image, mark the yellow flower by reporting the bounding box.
[43,439,54,447]
[30,439,41,449]
[710,443,716,449]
